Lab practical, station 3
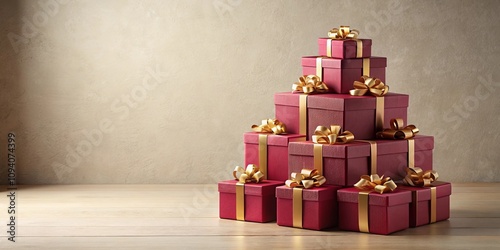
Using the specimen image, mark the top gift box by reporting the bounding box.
[318,26,372,59]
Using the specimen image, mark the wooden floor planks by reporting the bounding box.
[1,183,499,249]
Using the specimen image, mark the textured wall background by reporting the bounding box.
[0,0,499,184]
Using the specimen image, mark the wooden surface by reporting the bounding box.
[0,183,499,249]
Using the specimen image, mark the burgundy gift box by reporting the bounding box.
[302,56,386,94]
[337,187,411,235]
[244,132,306,181]
[218,179,283,223]
[288,135,434,186]
[276,185,341,230]
[318,38,372,59]
[274,92,409,139]
[398,181,452,227]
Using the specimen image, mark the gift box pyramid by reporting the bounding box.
[218,26,451,235]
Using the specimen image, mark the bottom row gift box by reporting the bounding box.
[218,179,451,234]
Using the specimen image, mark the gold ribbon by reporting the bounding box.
[327,26,363,58]
[233,164,264,184]
[357,140,378,174]
[285,169,326,189]
[430,187,437,223]
[285,169,326,228]
[312,125,355,145]
[299,95,307,135]
[251,119,286,135]
[358,191,370,233]
[403,167,439,187]
[354,174,397,194]
[233,164,264,221]
[377,118,419,139]
[349,75,389,97]
[350,76,388,132]
[328,25,359,39]
[292,75,329,94]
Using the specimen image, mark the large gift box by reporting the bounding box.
[244,132,306,181]
[398,181,452,227]
[276,184,341,230]
[274,92,409,139]
[301,56,386,94]
[218,179,283,222]
[288,135,434,186]
[337,187,412,235]
[318,38,372,59]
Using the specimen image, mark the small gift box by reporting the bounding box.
[244,132,306,181]
[274,92,408,139]
[337,177,411,235]
[318,38,372,59]
[288,135,434,186]
[276,169,341,230]
[218,165,283,222]
[317,26,372,59]
[398,177,452,227]
[301,56,386,94]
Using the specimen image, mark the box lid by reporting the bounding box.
[398,181,452,200]
[218,180,283,196]
[244,132,306,146]
[288,135,434,159]
[274,92,303,108]
[318,38,372,47]
[301,56,386,69]
[337,187,412,206]
[307,93,409,111]
[275,185,341,201]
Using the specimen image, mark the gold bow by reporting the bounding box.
[285,169,326,189]
[233,164,264,184]
[292,75,329,94]
[312,125,355,144]
[403,167,439,187]
[349,75,389,97]
[354,174,397,194]
[251,119,286,135]
[328,25,359,39]
[377,118,419,139]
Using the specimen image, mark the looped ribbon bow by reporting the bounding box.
[354,174,397,194]
[285,169,326,189]
[328,25,359,40]
[292,75,329,94]
[251,119,286,135]
[349,75,389,97]
[233,164,264,184]
[403,167,439,187]
[312,125,355,144]
[377,118,419,139]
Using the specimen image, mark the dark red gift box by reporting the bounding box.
[318,38,372,59]
[398,181,452,227]
[218,179,283,223]
[288,135,434,186]
[301,56,386,94]
[244,132,306,181]
[337,187,411,235]
[276,185,341,230]
[274,92,409,139]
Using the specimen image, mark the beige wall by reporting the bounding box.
[0,0,499,184]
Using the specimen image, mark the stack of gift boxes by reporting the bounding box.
[218,26,452,235]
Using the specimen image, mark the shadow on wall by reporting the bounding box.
[0,1,22,185]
